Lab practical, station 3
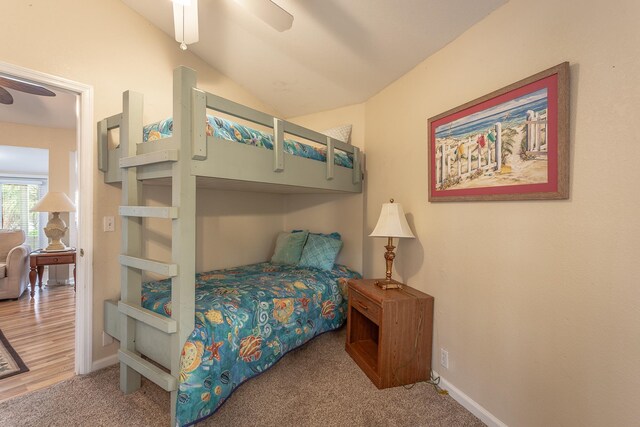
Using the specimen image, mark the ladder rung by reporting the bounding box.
[119,206,179,219]
[118,349,177,391]
[119,149,179,168]
[118,301,177,333]
[119,255,178,277]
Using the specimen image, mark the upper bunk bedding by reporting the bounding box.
[142,115,354,169]
[142,261,361,426]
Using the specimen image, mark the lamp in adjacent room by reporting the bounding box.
[172,0,199,51]
[32,191,76,252]
[369,199,415,290]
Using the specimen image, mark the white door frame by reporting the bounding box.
[0,61,94,375]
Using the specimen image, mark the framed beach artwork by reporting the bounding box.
[428,62,569,202]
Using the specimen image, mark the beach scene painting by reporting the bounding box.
[428,62,569,202]
[435,88,548,190]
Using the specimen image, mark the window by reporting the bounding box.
[0,177,48,250]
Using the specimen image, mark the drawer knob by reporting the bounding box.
[53,258,58,262]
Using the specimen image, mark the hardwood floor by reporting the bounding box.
[0,284,75,402]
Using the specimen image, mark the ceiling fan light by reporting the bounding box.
[173,0,199,48]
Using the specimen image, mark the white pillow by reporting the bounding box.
[322,124,352,144]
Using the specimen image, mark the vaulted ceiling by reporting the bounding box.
[123,0,507,117]
[0,1,507,130]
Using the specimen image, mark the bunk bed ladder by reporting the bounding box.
[117,89,177,395]
[117,67,198,427]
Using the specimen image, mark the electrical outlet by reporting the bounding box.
[102,331,114,346]
[440,348,449,369]
[103,216,115,232]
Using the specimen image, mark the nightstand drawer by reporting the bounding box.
[350,289,381,323]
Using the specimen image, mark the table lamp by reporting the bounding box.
[32,191,76,252]
[369,199,415,290]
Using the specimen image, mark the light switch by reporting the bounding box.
[103,216,115,232]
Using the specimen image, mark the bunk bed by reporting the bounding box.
[100,66,363,426]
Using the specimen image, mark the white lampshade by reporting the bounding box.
[32,191,76,213]
[370,200,415,239]
[173,0,199,50]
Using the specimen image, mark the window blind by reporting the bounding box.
[0,176,48,250]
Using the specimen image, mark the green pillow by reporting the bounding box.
[298,234,343,271]
[271,230,309,265]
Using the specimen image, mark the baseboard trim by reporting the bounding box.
[91,354,118,372]
[432,371,508,427]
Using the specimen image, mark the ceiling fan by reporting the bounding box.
[172,0,293,50]
[233,0,294,32]
[0,76,56,105]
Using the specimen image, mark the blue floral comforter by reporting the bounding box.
[142,115,354,168]
[141,262,360,426]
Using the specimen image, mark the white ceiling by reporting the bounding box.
[0,78,77,130]
[123,0,507,117]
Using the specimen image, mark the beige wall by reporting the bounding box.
[360,0,640,425]
[0,122,75,192]
[142,186,284,274]
[285,103,365,272]
[0,0,284,362]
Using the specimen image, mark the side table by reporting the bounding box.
[346,278,434,388]
[29,249,77,297]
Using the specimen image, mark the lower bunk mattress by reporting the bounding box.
[142,115,354,168]
[142,262,361,426]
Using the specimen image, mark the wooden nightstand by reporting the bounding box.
[345,278,434,389]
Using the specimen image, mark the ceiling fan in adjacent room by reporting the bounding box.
[172,0,293,50]
[0,76,56,105]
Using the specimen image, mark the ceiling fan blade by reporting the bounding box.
[0,76,56,97]
[234,0,293,32]
[0,86,13,105]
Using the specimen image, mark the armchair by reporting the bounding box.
[0,229,31,300]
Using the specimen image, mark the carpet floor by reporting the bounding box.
[0,328,483,426]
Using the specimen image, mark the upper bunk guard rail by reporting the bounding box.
[326,137,334,180]
[99,67,362,189]
[195,88,362,184]
[273,117,284,172]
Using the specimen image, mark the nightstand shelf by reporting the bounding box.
[345,278,434,389]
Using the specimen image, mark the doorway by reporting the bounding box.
[0,61,94,383]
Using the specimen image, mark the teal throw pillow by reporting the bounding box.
[271,230,309,265]
[298,234,343,271]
